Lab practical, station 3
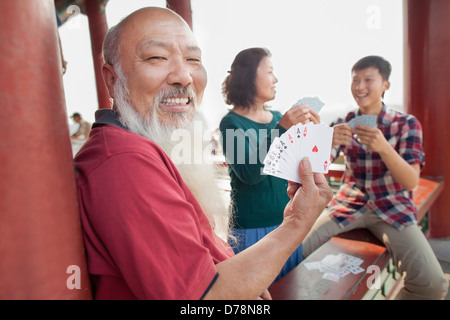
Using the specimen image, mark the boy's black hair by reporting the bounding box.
[352,55,392,81]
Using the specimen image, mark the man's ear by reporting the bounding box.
[102,63,117,99]
[384,80,390,92]
[381,80,390,99]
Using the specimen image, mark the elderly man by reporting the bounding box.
[74,7,332,300]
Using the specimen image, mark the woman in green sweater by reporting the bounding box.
[219,47,320,280]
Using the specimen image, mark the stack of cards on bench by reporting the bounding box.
[263,122,333,183]
[304,253,365,283]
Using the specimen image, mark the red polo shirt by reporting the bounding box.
[74,113,233,299]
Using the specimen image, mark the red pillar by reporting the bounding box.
[404,0,450,238]
[85,0,111,109]
[0,0,91,298]
[166,0,193,29]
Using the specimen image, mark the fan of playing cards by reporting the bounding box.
[348,114,377,129]
[263,97,333,183]
[292,96,325,114]
[263,121,334,183]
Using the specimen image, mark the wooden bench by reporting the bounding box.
[269,176,445,300]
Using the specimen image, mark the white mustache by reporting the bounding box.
[155,86,197,108]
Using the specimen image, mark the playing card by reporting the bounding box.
[338,253,363,266]
[278,127,299,174]
[264,141,297,182]
[264,138,282,164]
[293,122,313,161]
[292,96,325,113]
[344,264,365,275]
[348,114,377,129]
[303,261,322,271]
[322,272,340,283]
[321,254,346,273]
[302,124,333,174]
[339,269,351,278]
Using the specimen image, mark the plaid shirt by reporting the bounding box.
[329,104,425,230]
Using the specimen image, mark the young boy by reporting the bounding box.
[302,56,448,299]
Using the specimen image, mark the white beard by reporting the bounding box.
[113,68,231,242]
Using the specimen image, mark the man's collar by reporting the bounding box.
[378,103,392,125]
[92,109,128,130]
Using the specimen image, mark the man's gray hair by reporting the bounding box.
[102,23,124,66]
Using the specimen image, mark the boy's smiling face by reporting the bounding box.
[351,67,390,114]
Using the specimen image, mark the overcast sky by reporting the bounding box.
[60,0,404,129]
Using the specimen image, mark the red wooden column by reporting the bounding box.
[166,0,193,29]
[85,0,111,109]
[0,0,91,298]
[404,0,450,237]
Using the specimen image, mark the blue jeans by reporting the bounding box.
[229,225,303,284]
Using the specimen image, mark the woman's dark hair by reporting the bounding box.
[352,55,392,81]
[222,47,271,108]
